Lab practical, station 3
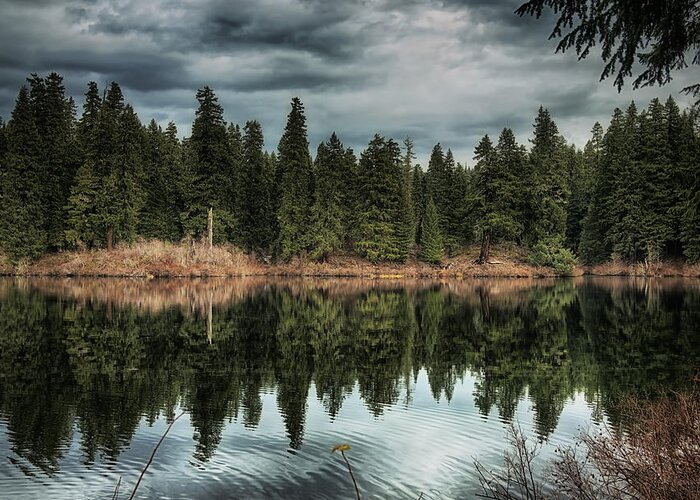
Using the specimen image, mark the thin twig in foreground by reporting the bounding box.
[112,475,121,500]
[341,449,361,500]
[129,411,185,500]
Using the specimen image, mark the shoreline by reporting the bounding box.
[1,241,699,279]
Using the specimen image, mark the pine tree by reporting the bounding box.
[451,158,471,246]
[579,122,607,261]
[473,135,495,263]
[99,104,146,246]
[263,149,278,241]
[420,197,444,264]
[309,133,356,260]
[473,129,528,263]
[427,143,446,201]
[395,138,417,261]
[634,98,674,260]
[355,134,406,262]
[33,73,78,250]
[163,121,186,240]
[526,107,569,248]
[411,164,425,243]
[77,81,101,158]
[608,103,645,261]
[66,83,149,249]
[442,149,462,253]
[277,98,314,260]
[64,82,104,249]
[676,107,700,261]
[229,122,245,245]
[139,120,183,241]
[183,86,235,241]
[0,86,47,260]
[681,148,700,261]
[426,143,460,252]
[399,138,417,246]
[237,120,274,252]
[563,145,588,253]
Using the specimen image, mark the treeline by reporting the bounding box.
[0,73,698,267]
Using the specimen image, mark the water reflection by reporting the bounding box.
[0,277,698,492]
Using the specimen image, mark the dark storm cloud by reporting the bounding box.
[0,0,695,163]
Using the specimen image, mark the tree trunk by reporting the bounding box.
[478,230,490,264]
[107,227,113,251]
[207,207,213,249]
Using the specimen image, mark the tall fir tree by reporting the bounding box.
[309,133,356,260]
[525,107,569,249]
[182,86,235,241]
[163,121,186,240]
[411,164,425,243]
[443,149,463,253]
[77,81,101,159]
[563,145,587,253]
[139,120,183,241]
[474,130,527,263]
[635,98,675,259]
[426,143,457,252]
[65,82,105,248]
[99,103,146,246]
[0,87,47,260]
[277,98,314,260]
[355,135,407,262]
[66,83,147,248]
[607,103,645,261]
[451,159,471,246]
[578,122,607,261]
[237,120,275,252]
[681,136,700,261]
[31,73,78,250]
[399,138,417,247]
[677,107,700,261]
[472,134,496,263]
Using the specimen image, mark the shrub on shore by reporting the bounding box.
[477,386,700,499]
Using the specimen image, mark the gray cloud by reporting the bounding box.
[0,0,695,166]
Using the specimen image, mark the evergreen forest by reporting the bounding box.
[1,73,699,270]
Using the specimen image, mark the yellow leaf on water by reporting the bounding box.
[331,443,351,453]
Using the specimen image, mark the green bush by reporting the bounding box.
[529,238,577,275]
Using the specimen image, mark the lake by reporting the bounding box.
[0,277,698,499]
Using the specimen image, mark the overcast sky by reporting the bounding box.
[0,0,696,166]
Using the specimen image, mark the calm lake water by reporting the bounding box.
[0,277,698,499]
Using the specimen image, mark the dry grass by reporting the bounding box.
[2,240,699,278]
[586,259,700,278]
[0,253,12,275]
[0,242,561,278]
[13,239,264,277]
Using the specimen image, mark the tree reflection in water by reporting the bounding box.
[0,277,698,471]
